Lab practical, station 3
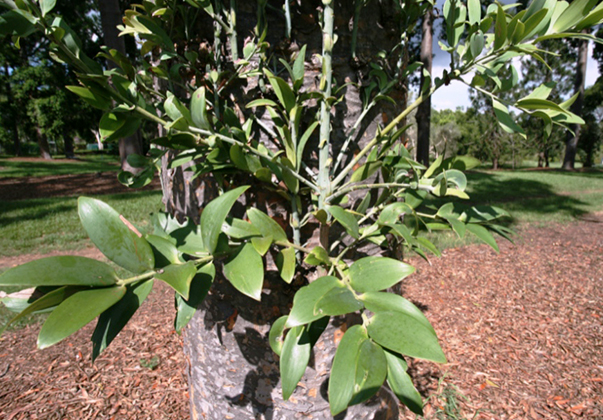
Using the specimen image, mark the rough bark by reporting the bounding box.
[159,2,410,418]
[96,0,143,172]
[415,8,433,167]
[562,35,589,170]
[35,127,52,160]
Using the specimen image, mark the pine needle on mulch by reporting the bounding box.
[1,218,602,419]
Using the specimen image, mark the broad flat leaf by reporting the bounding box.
[492,99,526,138]
[146,234,182,268]
[99,112,141,142]
[174,263,215,333]
[384,350,423,415]
[223,217,261,239]
[445,216,466,239]
[264,70,296,112]
[38,286,127,349]
[416,237,442,257]
[280,326,311,400]
[466,224,499,253]
[0,256,117,287]
[349,257,415,293]
[223,243,264,301]
[247,207,287,242]
[1,286,75,335]
[78,197,154,274]
[171,219,206,256]
[552,0,597,33]
[494,4,507,50]
[246,98,279,108]
[251,236,272,256]
[349,339,387,406]
[314,287,363,318]
[367,311,446,363]
[350,161,382,183]
[286,276,341,328]
[360,292,435,334]
[329,206,360,239]
[328,325,367,416]
[201,186,249,254]
[378,203,412,226]
[190,87,212,130]
[303,246,331,266]
[155,262,197,299]
[269,315,289,356]
[91,280,153,360]
[276,247,296,284]
[468,0,481,25]
[65,86,111,110]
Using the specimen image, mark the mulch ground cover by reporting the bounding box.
[0,173,601,419]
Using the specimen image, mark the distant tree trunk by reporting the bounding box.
[36,127,52,160]
[96,0,143,172]
[562,35,589,170]
[63,129,75,159]
[492,157,498,170]
[415,8,433,167]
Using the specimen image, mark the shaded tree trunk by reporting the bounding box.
[562,35,589,170]
[96,0,143,172]
[35,127,52,160]
[63,130,75,159]
[158,1,412,418]
[415,8,433,167]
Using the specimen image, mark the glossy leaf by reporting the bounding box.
[350,161,382,183]
[314,287,363,318]
[247,207,287,242]
[201,186,249,254]
[155,261,197,299]
[286,276,341,328]
[191,86,212,130]
[360,291,435,334]
[349,339,387,406]
[78,197,154,274]
[269,315,289,356]
[91,280,153,360]
[494,4,507,50]
[38,286,127,349]
[466,224,499,253]
[280,326,311,400]
[276,247,296,284]
[146,234,182,268]
[223,217,261,239]
[367,311,446,363]
[349,257,415,293]
[174,263,215,333]
[329,206,360,239]
[65,86,111,110]
[264,70,296,112]
[328,325,367,416]
[384,350,423,415]
[303,246,331,266]
[0,256,117,287]
[468,0,481,25]
[223,243,264,301]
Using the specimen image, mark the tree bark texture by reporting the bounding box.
[158,1,411,418]
[562,35,589,170]
[35,126,52,160]
[96,0,143,172]
[415,8,433,167]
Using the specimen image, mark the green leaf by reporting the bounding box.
[350,161,382,183]
[314,287,363,318]
[466,224,499,253]
[367,311,446,363]
[246,98,279,108]
[0,256,117,287]
[303,246,331,266]
[276,247,296,284]
[1,286,75,336]
[190,87,212,130]
[469,31,484,59]
[264,69,296,112]
[39,0,56,16]
[492,99,526,138]
[416,237,442,257]
[155,261,197,299]
[223,243,264,301]
[349,339,387,406]
[384,350,423,415]
[222,217,261,239]
[247,207,287,242]
[174,263,215,333]
[201,186,249,254]
[468,0,481,25]
[269,315,289,356]
[145,234,181,268]
[349,257,415,293]
[91,280,153,361]
[286,276,341,328]
[328,206,360,239]
[360,291,435,334]
[99,112,141,142]
[445,216,466,239]
[78,197,154,274]
[494,4,507,50]
[292,44,307,84]
[296,120,319,170]
[280,325,311,400]
[552,0,597,33]
[328,325,367,416]
[251,236,272,256]
[65,86,112,110]
[38,286,127,349]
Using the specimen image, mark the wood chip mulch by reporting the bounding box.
[0,218,602,419]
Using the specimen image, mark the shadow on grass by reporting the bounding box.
[0,157,119,178]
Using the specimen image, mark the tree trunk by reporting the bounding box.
[35,127,52,160]
[63,129,75,159]
[415,8,433,167]
[96,0,143,172]
[562,34,589,170]
[157,1,411,418]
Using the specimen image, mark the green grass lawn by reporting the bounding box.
[0,154,120,178]
[0,190,163,257]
